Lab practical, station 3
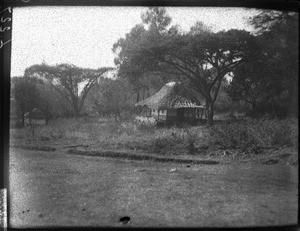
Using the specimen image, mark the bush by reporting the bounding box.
[256,118,296,147]
[152,132,188,155]
[16,116,296,157]
[209,122,256,149]
[149,127,201,155]
[208,119,297,151]
[134,116,157,134]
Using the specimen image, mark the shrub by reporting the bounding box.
[151,132,188,155]
[255,118,296,147]
[209,122,257,150]
[134,116,157,134]
[148,127,202,155]
[137,123,156,134]
[208,119,297,151]
[118,122,138,136]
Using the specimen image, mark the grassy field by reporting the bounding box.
[9,117,298,164]
[9,148,298,227]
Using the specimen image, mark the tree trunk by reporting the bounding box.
[207,107,214,126]
[272,98,276,118]
[72,96,80,120]
[147,86,150,97]
[251,102,256,113]
[289,82,298,117]
[136,90,140,103]
[21,112,25,127]
[205,100,214,126]
[74,104,79,120]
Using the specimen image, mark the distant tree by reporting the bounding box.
[89,77,135,120]
[11,76,43,127]
[36,81,73,119]
[114,7,262,126]
[24,63,112,119]
[226,61,269,114]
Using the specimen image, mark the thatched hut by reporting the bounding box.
[135,82,204,123]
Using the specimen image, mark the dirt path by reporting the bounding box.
[9,148,298,227]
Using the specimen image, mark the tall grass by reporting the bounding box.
[11,116,297,156]
[208,119,297,151]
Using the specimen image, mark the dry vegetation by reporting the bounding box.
[10,117,298,165]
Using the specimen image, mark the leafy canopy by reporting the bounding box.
[25,63,113,117]
[113,7,263,125]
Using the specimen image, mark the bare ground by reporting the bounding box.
[9,148,298,228]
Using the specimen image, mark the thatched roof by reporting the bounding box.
[135,82,204,110]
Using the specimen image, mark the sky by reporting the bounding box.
[11,6,261,77]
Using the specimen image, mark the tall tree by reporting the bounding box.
[113,7,175,103]
[113,24,148,102]
[114,7,262,125]
[24,63,112,119]
[250,10,298,116]
[141,7,172,35]
[163,29,261,125]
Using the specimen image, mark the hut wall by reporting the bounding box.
[184,108,196,120]
[151,109,167,121]
[195,108,204,119]
[140,107,203,123]
[140,107,151,117]
[151,109,158,117]
[158,109,167,120]
[166,109,177,121]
